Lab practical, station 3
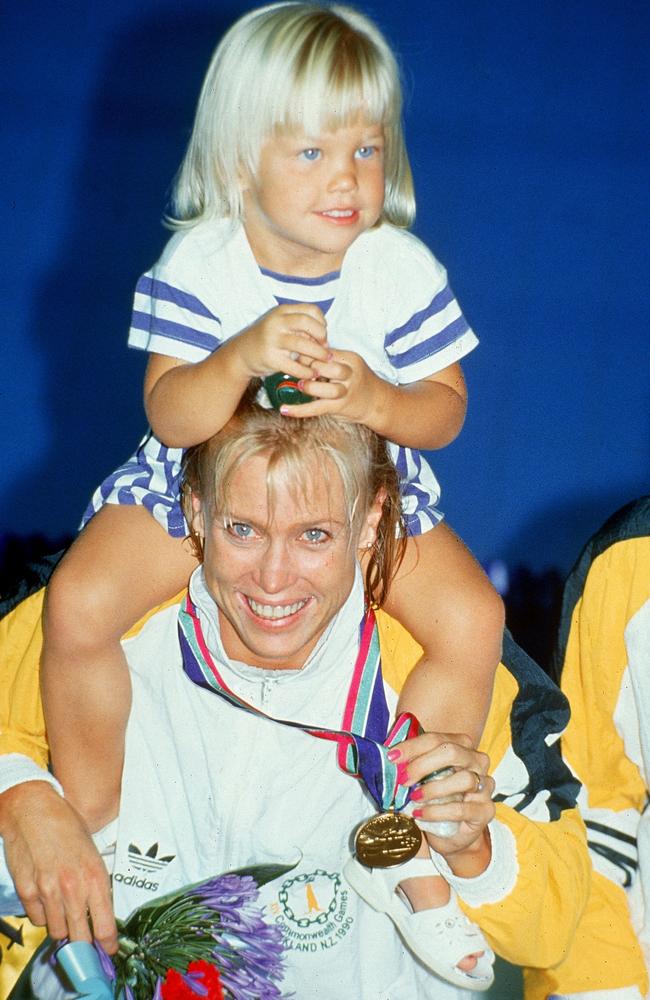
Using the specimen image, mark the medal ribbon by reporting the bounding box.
[178,593,420,812]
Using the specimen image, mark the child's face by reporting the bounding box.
[241,120,385,276]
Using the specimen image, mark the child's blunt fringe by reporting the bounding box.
[168,2,415,230]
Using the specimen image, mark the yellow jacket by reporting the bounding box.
[524,497,650,999]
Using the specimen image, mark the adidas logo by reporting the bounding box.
[127,842,175,873]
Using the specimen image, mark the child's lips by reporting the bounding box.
[317,208,360,224]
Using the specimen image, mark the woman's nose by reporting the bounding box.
[253,540,295,594]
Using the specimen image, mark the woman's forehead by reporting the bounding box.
[224,451,347,521]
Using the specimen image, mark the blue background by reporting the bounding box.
[2,0,648,574]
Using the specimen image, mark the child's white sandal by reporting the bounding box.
[343,856,495,991]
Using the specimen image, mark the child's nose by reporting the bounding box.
[328,160,358,192]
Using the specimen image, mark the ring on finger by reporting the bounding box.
[470,770,484,793]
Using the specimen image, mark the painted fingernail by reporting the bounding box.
[412,809,423,819]
[279,406,290,416]
[297,380,305,390]
[410,787,424,801]
[387,749,402,762]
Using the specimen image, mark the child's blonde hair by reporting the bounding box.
[170,2,415,229]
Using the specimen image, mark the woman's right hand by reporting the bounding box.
[0,781,118,953]
[236,303,329,379]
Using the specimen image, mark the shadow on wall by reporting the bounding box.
[0,8,234,537]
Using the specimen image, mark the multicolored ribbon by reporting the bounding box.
[178,594,420,812]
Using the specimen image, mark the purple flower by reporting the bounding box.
[180,970,209,996]
[189,874,258,912]
[186,873,285,999]
[94,941,117,981]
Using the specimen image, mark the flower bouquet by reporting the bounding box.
[8,862,293,1000]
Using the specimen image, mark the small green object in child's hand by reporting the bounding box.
[264,372,313,409]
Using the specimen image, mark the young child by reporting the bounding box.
[41,2,503,987]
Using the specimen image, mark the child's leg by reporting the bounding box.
[384,521,504,743]
[367,521,503,971]
[41,504,198,831]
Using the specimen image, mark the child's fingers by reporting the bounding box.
[279,397,338,419]
[286,331,331,364]
[279,304,328,342]
[299,377,346,401]
[309,359,350,381]
[280,357,317,381]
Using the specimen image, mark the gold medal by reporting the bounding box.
[354,810,421,868]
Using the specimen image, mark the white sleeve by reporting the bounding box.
[0,753,62,797]
[429,819,518,907]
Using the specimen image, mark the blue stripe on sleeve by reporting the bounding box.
[389,314,470,369]
[130,311,222,353]
[136,275,221,323]
[384,285,456,349]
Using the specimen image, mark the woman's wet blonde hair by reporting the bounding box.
[169,2,415,229]
[181,390,406,607]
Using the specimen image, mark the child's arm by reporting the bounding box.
[281,350,467,450]
[144,303,329,447]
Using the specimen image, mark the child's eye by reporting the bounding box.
[355,145,377,159]
[302,527,330,543]
[300,148,321,161]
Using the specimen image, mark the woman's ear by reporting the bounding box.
[358,488,387,550]
[190,493,206,540]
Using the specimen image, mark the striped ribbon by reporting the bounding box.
[178,594,420,812]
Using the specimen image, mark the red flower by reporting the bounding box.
[161,959,224,1000]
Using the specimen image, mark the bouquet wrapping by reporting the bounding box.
[8,863,293,1000]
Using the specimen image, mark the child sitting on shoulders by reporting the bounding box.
[41,4,503,989]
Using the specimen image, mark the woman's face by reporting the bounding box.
[196,453,379,670]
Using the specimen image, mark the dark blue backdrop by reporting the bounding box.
[3,1,648,574]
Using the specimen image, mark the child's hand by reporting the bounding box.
[236,303,329,379]
[280,349,381,423]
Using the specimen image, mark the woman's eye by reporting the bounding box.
[300,148,321,161]
[303,528,329,543]
[228,522,255,539]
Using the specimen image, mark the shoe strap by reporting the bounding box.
[393,857,439,881]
